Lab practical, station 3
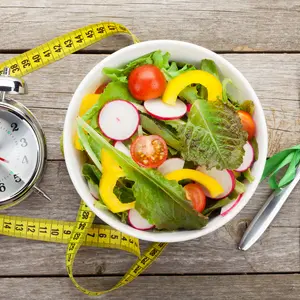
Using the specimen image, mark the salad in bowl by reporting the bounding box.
[64,40,268,242]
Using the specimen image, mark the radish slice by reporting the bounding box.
[87,181,99,200]
[186,103,192,112]
[98,100,140,140]
[128,209,155,230]
[114,141,131,156]
[144,98,187,120]
[196,166,235,199]
[234,142,254,172]
[221,194,243,216]
[158,158,185,175]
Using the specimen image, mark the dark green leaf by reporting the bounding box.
[240,100,255,115]
[140,114,181,150]
[78,117,208,230]
[178,100,247,170]
[250,137,259,161]
[82,163,101,185]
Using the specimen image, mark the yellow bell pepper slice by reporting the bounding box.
[74,94,99,150]
[162,70,223,105]
[99,149,135,213]
[165,169,224,198]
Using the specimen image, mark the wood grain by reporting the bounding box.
[2,274,300,300]
[0,0,299,52]
[0,160,299,276]
[0,53,298,159]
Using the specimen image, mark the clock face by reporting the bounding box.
[0,109,39,202]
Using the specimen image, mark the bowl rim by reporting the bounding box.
[64,39,268,243]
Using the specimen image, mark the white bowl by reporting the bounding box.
[64,40,268,243]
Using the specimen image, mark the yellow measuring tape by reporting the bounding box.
[0,21,167,296]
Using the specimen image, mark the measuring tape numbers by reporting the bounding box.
[0,21,139,77]
[0,22,168,295]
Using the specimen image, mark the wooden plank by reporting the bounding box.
[1,274,300,300]
[0,53,298,159]
[3,161,299,227]
[0,1,299,52]
[0,160,298,276]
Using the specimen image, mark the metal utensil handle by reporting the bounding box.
[239,167,300,251]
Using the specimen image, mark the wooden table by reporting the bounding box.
[0,1,299,299]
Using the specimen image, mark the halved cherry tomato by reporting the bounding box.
[130,135,168,168]
[95,82,108,94]
[184,183,206,213]
[237,110,256,140]
[128,65,166,101]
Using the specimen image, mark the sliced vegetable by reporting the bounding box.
[128,65,167,101]
[235,142,254,172]
[128,209,155,230]
[78,117,208,230]
[165,169,224,198]
[184,183,206,213]
[158,158,185,175]
[186,103,192,112]
[237,110,256,140]
[88,181,100,200]
[144,98,187,120]
[220,194,243,216]
[162,70,222,105]
[95,82,108,94]
[99,149,135,213]
[74,94,100,150]
[130,135,168,168]
[98,100,140,141]
[114,141,131,157]
[140,114,181,150]
[79,94,100,116]
[196,166,235,199]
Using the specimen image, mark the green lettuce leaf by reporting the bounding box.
[250,137,259,161]
[178,100,247,170]
[103,50,170,83]
[77,117,208,230]
[82,163,101,185]
[202,191,239,216]
[179,85,200,104]
[235,179,246,194]
[240,100,255,115]
[200,59,220,80]
[162,62,196,81]
[140,114,181,151]
[221,78,241,110]
[243,168,255,183]
[199,59,220,99]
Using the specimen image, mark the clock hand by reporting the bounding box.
[0,157,9,163]
[1,161,51,202]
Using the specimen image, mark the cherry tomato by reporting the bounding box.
[237,110,256,140]
[130,135,168,168]
[184,183,206,213]
[128,65,166,101]
[95,82,108,94]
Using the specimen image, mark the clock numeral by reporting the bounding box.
[0,183,6,192]
[22,156,28,164]
[20,138,28,147]
[14,174,22,183]
[11,123,19,132]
